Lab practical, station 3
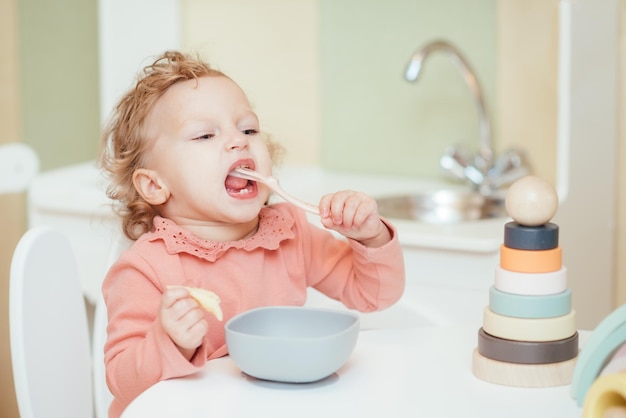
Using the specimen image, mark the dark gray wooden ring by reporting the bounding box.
[504,222,559,250]
[477,327,579,364]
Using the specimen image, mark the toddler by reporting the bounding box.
[99,50,405,418]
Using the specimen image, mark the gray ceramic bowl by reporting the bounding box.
[225,306,360,383]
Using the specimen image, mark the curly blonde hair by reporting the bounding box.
[99,51,282,240]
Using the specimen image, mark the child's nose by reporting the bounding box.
[225,130,249,150]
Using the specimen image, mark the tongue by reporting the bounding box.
[225,175,249,190]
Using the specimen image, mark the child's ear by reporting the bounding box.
[132,169,170,205]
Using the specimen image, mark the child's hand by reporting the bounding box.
[159,286,209,361]
[319,190,391,248]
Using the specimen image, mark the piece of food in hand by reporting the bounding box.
[168,285,223,321]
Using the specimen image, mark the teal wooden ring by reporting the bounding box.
[571,322,626,406]
[572,303,626,406]
[489,286,571,319]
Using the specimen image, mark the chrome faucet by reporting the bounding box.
[404,40,529,196]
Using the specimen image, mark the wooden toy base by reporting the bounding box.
[472,348,578,388]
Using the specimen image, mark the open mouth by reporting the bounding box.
[225,165,256,196]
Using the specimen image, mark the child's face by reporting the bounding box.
[135,75,273,228]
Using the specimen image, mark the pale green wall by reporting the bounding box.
[19,0,100,171]
[16,0,496,178]
[320,0,497,178]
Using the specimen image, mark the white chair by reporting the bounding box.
[93,293,113,418]
[9,227,94,418]
[93,232,130,418]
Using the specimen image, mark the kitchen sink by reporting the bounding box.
[375,189,507,223]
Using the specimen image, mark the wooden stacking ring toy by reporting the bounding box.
[473,175,574,389]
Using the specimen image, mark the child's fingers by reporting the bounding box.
[161,285,190,308]
[166,312,208,350]
[177,307,208,339]
[162,290,196,320]
[331,195,355,226]
[319,192,344,224]
[351,198,379,228]
[330,192,377,229]
[160,290,208,350]
[321,191,356,226]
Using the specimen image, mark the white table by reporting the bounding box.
[121,326,584,418]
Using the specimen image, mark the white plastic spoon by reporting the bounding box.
[230,168,320,216]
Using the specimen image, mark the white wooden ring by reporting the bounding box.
[494,266,568,296]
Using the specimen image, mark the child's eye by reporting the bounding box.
[193,133,214,141]
[242,129,258,135]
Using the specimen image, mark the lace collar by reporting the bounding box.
[146,207,296,262]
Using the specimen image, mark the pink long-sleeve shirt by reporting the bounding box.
[103,203,405,417]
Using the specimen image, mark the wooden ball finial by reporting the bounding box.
[505,176,558,226]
